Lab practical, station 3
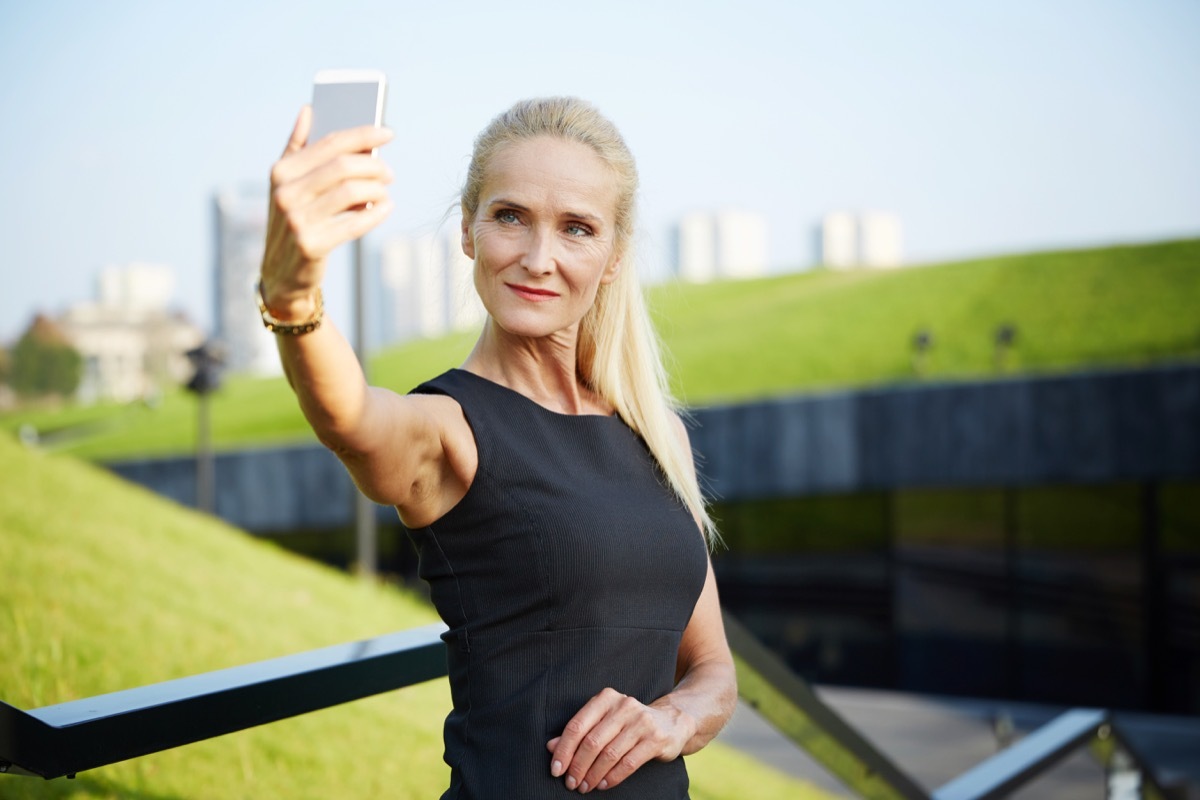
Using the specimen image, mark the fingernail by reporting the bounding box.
[599,780,608,790]
[580,781,590,793]
[551,760,562,777]
[565,776,577,790]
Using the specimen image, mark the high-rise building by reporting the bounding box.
[380,234,446,342]
[818,211,904,269]
[820,212,858,269]
[213,186,275,374]
[378,224,485,345]
[673,209,768,282]
[714,210,769,279]
[675,213,717,283]
[859,212,904,268]
[446,226,486,331]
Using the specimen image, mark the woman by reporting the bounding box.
[259,96,736,797]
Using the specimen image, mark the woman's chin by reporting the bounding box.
[488,312,577,343]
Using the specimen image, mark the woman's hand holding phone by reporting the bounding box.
[260,70,392,321]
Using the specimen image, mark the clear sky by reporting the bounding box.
[1,0,1197,343]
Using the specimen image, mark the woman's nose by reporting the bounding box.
[519,228,556,276]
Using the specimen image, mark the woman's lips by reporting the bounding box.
[506,283,559,301]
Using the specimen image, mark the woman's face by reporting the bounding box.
[464,136,621,341]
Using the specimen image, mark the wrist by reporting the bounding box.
[652,696,699,754]
[256,280,324,335]
[259,279,319,321]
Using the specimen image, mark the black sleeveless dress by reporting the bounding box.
[406,369,708,799]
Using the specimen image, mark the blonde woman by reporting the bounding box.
[259,97,735,798]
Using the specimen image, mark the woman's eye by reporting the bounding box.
[496,210,519,224]
[565,223,592,237]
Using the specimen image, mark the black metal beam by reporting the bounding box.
[2,616,1179,800]
[0,624,448,780]
[931,709,1106,800]
[722,610,930,800]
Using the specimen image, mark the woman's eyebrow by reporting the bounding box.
[486,197,604,223]
[486,197,529,211]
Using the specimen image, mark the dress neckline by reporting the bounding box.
[450,368,620,420]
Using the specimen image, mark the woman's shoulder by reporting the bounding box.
[408,368,470,399]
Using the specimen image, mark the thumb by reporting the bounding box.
[282,105,312,155]
[546,737,561,752]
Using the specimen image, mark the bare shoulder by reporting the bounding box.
[332,389,478,527]
[389,391,478,529]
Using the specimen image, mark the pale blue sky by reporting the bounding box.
[1,0,1197,342]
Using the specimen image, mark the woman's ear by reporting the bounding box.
[600,256,621,285]
[461,216,475,259]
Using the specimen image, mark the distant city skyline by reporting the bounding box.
[1,1,1197,343]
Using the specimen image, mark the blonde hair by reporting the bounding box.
[462,97,717,546]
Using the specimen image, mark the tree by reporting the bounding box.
[10,315,83,398]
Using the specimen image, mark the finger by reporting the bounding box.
[293,153,393,208]
[282,105,312,156]
[303,177,392,222]
[579,724,644,793]
[592,739,661,792]
[550,689,624,779]
[562,702,642,791]
[272,139,393,197]
[269,195,392,270]
[270,155,390,237]
[324,197,395,244]
[306,124,394,160]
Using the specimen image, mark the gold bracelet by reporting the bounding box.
[256,281,324,335]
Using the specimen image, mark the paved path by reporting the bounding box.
[715,686,1200,798]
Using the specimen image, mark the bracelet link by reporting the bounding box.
[256,281,324,335]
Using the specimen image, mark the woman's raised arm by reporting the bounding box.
[260,108,475,525]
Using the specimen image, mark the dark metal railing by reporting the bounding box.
[0,615,1179,798]
[0,624,447,780]
[724,610,1176,800]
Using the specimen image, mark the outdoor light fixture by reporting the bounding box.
[911,329,934,376]
[994,323,1018,372]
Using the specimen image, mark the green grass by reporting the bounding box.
[0,432,835,799]
[3,238,1198,460]
[653,238,1200,404]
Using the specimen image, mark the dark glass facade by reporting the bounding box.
[712,481,1200,714]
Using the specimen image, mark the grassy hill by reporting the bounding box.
[652,237,1200,403]
[0,432,831,799]
[2,238,1198,460]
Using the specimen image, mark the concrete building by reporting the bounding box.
[674,209,769,282]
[98,262,174,311]
[820,212,859,269]
[378,224,485,345]
[57,263,203,404]
[445,226,486,331]
[859,212,904,268]
[380,233,447,342]
[819,211,904,269]
[714,210,769,279]
[213,186,276,374]
[675,212,717,283]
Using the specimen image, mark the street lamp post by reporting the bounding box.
[185,342,224,515]
[352,237,378,577]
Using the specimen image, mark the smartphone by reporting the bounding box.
[309,69,388,148]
